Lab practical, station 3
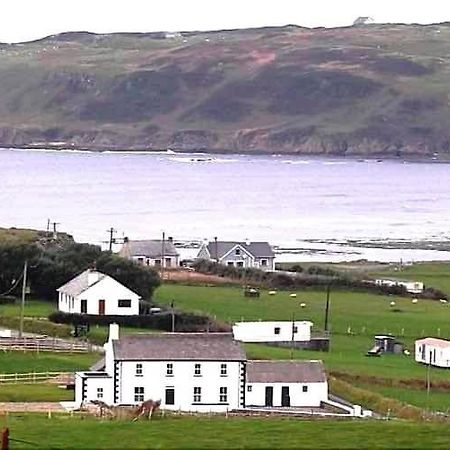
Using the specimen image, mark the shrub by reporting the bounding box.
[48,311,230,332]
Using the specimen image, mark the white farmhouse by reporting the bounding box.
[57,269,140,316]
[415,337,450,368]
[120,238,180,268]
[245,361,328,407]
[232,321,313,343]
[76,326,246,412]
[197,240,275,271]
[75,325,331,413]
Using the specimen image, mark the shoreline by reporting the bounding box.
[2,146,450,164]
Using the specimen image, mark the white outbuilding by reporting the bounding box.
[232,321,313,343]
[57,269,141,316]
[415,337,450,368]
[245,360,328,407]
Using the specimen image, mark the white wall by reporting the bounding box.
[132,255,179,268]
[245,381,328,407]
[415,341,450,368]
[116,360,244,412]
[233,321,312,342]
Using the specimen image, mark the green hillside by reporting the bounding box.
[2,24,450,157]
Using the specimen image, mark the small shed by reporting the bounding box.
[367,335,404,356]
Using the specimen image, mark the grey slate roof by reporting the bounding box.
[113,333,246,361]
[120,240,179,258]
[57,269,106,296]
[206,241,274,259]
[246,360,327,383]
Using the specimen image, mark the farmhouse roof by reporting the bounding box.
[205,241,274,259]
[416,337,450,349]
[120,240,179,258]
[246,360,327,383]
[113,333,246,361]
[57,269,106,296]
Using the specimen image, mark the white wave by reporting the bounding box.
[322,161,347,165]
[281,159,311,165]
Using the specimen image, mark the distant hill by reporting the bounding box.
[1,23,450,158]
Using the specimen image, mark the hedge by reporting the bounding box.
[49,311,230,332]
[0,316,72,338]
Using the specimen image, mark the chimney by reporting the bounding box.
[87,270,100,286]
[108,323,120,342]
[168,236,173,243]
[245,238,250,246]
[123,236,129,243]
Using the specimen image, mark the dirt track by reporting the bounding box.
[0,402,65,412]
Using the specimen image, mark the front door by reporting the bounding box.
[165,388,175,405]
[98,299,105,315]
[265,386,273,407]
[281,386,290,407]
[80,299,87,314]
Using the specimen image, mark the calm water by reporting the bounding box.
[2,148,450,262]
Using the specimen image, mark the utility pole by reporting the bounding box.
[161,231,166,280]
[107,227,117,252]
[170,300,175,332]
[290,312,295,360]
[324,284,331,333]
[19,260,28,339]
[46,218,50,235]
[214,236,218,263]
[426,350,432,412]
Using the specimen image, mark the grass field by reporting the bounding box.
[0,352,99,373]
[0,298,55,318]
[0,383,74,402]
[2,414,450,449]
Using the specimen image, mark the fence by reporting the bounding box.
[0,337,91,353]
[0,371,73,385]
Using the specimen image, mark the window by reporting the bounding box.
[293,326,298,334]
[274,327,281,335]
[194,363,201,376]
[260,259,268,267]
[137,257,144,264]
[97,388,103,399]
[166,363,173,376]
[80,299,87,314]
[193,387,201,403]
[235,248,241,256]
[135,363,143,377]
[247,385,252,392]
[236,261,244,268]
[134,387,145,402]
[118,299,132,308]
[227,262,234,266]
[302,385,308,393]
[154,259,162,267]
[219,387,228,403]
[220,363,227,376]
[165,258,172,267]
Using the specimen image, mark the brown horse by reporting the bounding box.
[132,399,161,421]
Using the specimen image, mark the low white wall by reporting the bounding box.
[233,321,312,343]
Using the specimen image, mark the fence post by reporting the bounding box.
[1,428,9,450]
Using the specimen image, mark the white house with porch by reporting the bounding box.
[75,325,333,413]
[232,321,313,343]
[57,269,140,316]
[197,240,275,271]
[415,337,450,368]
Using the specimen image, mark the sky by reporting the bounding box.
[1,0,450,43]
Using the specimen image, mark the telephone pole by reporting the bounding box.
[107,227,117,251]
[51,222,60,240]
[19,260,28,339]
[324,284,331,333]
[161,231,166,279]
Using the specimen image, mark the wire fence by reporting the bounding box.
[0,371,73,385]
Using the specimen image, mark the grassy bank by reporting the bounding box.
[2,414,450,449]
[0,383,74,402]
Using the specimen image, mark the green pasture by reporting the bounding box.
[0,383,74,402]
[2,414,450,449]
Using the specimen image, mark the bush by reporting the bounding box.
[0,316,72,338]
[0,295,16,305]
[48,311,230,332]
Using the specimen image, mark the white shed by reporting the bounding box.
[245,360,328,408]
[232,321,313,343]
[415,337,450,368]
[57,269,140,316]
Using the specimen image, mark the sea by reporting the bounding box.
[2,148,450,263]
